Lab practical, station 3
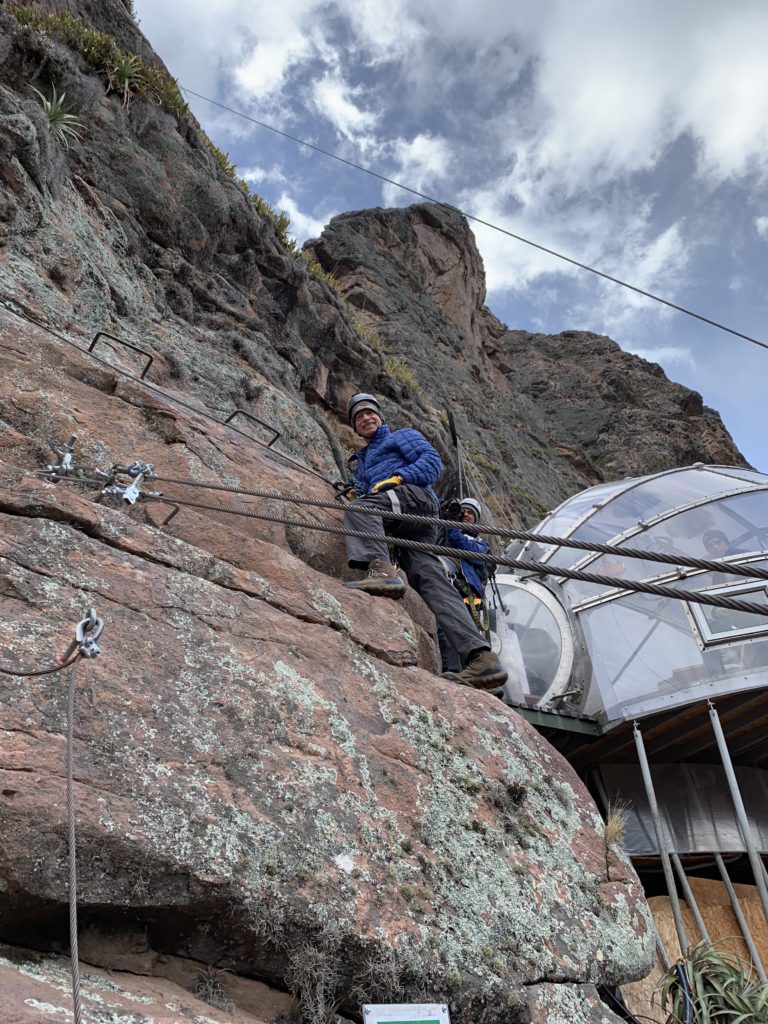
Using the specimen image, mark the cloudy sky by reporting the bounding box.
[135,0,768,471]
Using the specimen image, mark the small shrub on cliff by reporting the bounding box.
[603,802,628,847]
[352,316,384,352]
[31,86,83,148]
[105,52,144,108]
[384,356,420,392]
[297,251,341,293]
[193,965,235,1013]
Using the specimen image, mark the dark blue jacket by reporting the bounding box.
[445,527,489,597]
[353,424,442,498]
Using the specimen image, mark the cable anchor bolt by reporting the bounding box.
[116,460,156,479]
[59,608,105,662]
[45,435,78,476]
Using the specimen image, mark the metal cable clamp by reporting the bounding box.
[46,435,78,476]
[59,608,105,662]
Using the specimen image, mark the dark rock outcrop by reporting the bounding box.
[308,204,745,521]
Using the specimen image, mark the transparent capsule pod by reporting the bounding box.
[491,465,768,1007]
[490,464,768,725]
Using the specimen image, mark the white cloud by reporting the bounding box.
[276,192,333,243]
[381,134,451,204]
[311,72,378,142]
[756,216,768,240]
[241,164,289,186]
[626,345,696,371]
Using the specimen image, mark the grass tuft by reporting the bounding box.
[603,801,628,847]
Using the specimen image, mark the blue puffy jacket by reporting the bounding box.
[353,424,442,497]
[445,527,489,597]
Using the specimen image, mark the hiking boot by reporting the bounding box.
[343,559,406,598]
[443,649,508,690]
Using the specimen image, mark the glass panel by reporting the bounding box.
[571,469,749,549]
[562,491,768,606]
[692,599,768,641]
[636,489,768,562]
[494,585,564,705]
[712,468,768,485]
[578,593,768,723]
[537,479,637,552]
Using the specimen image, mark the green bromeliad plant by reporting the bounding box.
[658,941,768,1023]
[31,85,83,148]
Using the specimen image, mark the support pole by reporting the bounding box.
[715,853,767,983]
[446,409,464,500]
[672,853,710,944]
[708,701,768,927]
[633,722,689,955]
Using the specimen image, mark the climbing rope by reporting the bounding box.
[0,300,333,486]
[39,465,768,584]
[0,609,104,1024]
[120,488,768,616]
[141,473,768,583]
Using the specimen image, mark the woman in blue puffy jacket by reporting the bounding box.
[342,392,506,691]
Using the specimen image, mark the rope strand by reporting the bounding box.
[140,491,768,616]
[138,473,768,582]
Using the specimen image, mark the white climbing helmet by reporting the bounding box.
[459,498,482,522]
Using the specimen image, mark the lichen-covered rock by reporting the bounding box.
[0,4,689,1019]
[0,309,652,1022]
[0,941,297,1024]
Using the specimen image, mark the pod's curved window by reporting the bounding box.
[491,577,573,709]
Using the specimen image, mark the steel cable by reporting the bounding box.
[0,302,332,485]
[137,491,768,615]
[183,87,768,353]
[0,650,84,1023]
[0,652,81,677]
[144,473,768,582]
[65,660,83,1024]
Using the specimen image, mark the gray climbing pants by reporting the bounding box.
[344,485,489,665]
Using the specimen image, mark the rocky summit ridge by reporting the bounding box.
[0,2,745,1023]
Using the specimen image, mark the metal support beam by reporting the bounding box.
[633,722,689,955]
[708,701,768,927]
[715,853,767,983]
[655,927,671,972]
[672,854,710,944]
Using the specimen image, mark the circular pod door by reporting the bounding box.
[490,575,575,709]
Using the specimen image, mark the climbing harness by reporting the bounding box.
[0,609,103,1024]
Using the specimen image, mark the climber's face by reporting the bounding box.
[354,409,382,438]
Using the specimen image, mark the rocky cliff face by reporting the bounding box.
[0,2,741,1022]
[308,205,745,521]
